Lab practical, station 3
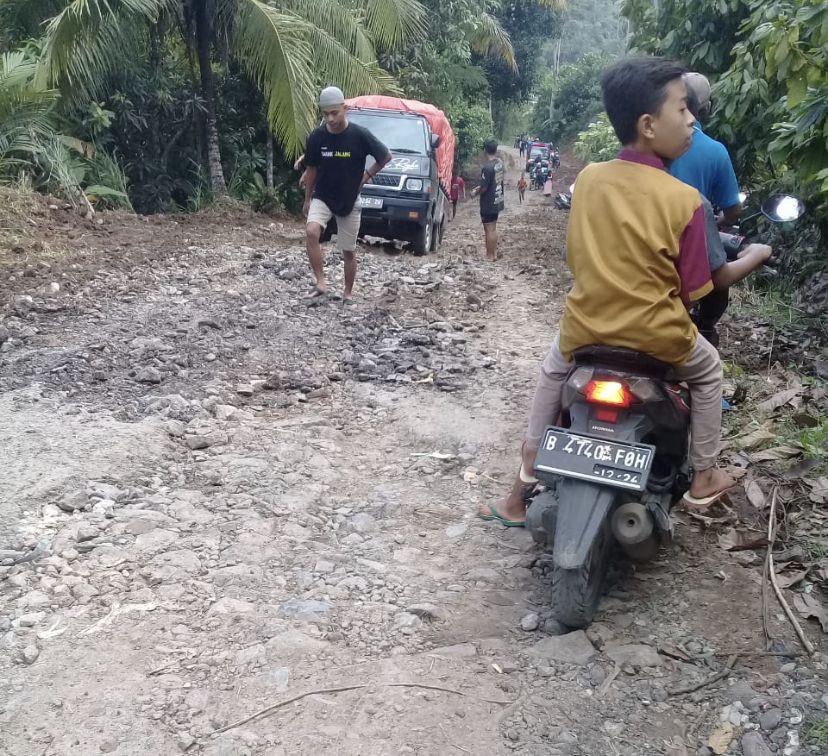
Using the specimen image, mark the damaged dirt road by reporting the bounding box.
[1,151,826,756]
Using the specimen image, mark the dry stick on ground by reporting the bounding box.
[207,682,514,737]
[667,654,739,697]
[766,487,816,656]
[598,664,621,697]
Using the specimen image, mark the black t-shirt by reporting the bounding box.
[479,158,505,215]
[304,122,389,216]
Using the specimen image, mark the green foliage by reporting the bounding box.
[445,98,493,169]
[572,113,619,163]
[0,48,129,207]
[41,0,424,159]
[806,718,828,748]
[539,0,627,68]
[484,0,565,135]
[798,417,828,462]
[531,53,609,144]
[620,0,827,285]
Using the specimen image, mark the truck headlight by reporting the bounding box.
[405,178,424,191]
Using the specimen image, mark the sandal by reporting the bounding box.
[303,285,327,300]
[680,487,735,511]
[479,501,526,528]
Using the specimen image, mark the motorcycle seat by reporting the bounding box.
[572,345,672,379]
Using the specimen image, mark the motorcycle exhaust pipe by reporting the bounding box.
[611,502,653,546]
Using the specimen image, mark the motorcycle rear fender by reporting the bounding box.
[553,478,615,570]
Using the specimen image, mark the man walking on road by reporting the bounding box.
[471,140,505,261]
[302,86,392,301]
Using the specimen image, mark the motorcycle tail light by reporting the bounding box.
[585,380,631,408]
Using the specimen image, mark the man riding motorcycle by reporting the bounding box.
[668,73,760,345]
[480,57,735,529]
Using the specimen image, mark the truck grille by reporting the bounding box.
[370,174,400,187]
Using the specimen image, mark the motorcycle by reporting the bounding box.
[531,160,550,191]
[554,182,574,210]
[550,148,561,170]
[526,194,804,629]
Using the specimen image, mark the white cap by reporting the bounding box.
[319,86,345,108]
[684,72,711,108]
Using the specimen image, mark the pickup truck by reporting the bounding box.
[346,97,455,255]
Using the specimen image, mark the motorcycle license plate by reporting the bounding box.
[534,427,655,492]
[357,195,383,209]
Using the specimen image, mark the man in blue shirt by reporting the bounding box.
[669,73,742,226]
[670,73,743,345]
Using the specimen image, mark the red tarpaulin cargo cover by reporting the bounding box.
[345,95,456,193]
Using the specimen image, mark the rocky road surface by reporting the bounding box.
[1,150,826,756]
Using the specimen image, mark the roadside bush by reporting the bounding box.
[573,114,619,163]
[446,99,494,173]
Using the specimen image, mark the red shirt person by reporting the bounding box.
[450,175,466,218]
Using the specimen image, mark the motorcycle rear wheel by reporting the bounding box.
[550,524,611,628]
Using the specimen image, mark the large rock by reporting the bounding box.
[431,643,477,658]
[604,643,662,668]
[265,629,329,660]
[133,529,178,554]
[741,732,773,756]
[277,598,331,622]
[530,631,596,665]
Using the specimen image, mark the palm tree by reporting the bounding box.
[38,0,428,194]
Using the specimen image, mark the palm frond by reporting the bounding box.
[0,51,59,168]
[233,0,317,158]
[281,0,376,62]
[468,12,517,72]
[313,31,401,96]
[356,0,426,51]
[41,0,170,103]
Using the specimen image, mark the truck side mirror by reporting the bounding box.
[431,134,441,150]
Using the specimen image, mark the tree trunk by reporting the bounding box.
[194,0,227,195]
[265,125,274,190]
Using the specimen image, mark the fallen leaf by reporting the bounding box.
[708,722,734,754]
[776,569,809,589]
[793,593,828,633]
[718,527,769,552]
[736,427,776,451]
[744,479,766,509]
[757,388,802,414]
[749,445,803,463]
[807,477,828,505]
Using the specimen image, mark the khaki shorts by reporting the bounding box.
[307,198,361,252]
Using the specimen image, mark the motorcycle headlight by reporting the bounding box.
[405,178,424,191]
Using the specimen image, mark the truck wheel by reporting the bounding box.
[412,219,433,256]
[550,524,611,628]
[430,219,442,252]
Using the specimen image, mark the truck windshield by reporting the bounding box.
[348,112,428,154]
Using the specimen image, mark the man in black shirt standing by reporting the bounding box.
[471,140,505,261]
[303,86,392,301]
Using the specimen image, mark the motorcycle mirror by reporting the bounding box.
[761,194,805,223]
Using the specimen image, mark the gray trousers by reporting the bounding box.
[525,334,723,470]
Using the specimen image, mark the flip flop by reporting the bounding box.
[478,502,526,528]
[680,487,735,511]
[303,285,327,300]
